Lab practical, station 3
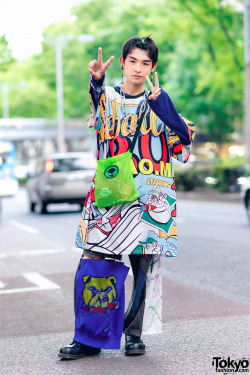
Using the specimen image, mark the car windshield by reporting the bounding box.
[52,157,95,172]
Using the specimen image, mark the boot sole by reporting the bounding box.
[125,350,146,356]
[58,351,100,360]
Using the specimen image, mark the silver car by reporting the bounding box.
[27,152,96,213]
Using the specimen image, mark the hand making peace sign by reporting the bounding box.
[88,47,114,81]
[146,72,161,101]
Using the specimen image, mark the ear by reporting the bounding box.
[152,63,157,72]
[119,55,124,68]
[108,276,117,285]
[83,275,91,283]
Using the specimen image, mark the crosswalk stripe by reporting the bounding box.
[9,220,39,234]
[0,272,60,295]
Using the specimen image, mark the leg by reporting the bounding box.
[123,254,152,356]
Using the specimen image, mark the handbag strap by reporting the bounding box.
[129,102,148,153]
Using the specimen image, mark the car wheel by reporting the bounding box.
[37,199,47,214]
[30,202,36,212]
[41,202,47,214]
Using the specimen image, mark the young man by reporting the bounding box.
[59,36,195,359]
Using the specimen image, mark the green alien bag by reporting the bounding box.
[95,150,138,208]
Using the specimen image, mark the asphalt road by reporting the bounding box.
[0,188,250,375]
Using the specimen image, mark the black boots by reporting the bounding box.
[59,336,146,359]
[125,335,146,356]
[58,341,101,359]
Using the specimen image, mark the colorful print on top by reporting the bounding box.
[75,79,195,257]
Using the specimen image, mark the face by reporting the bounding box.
[146,241,163,254]
[148,191,168,211]
[120,48,157,86]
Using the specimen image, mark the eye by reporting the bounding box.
[88,286,98,294]
[104,286,112,294]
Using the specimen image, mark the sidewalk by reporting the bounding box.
[1,314,249,375]
[1,274,250,375]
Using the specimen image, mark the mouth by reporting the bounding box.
[133,75,142,79]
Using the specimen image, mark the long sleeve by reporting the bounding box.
[87,75,105,129]
[148,88,195,163]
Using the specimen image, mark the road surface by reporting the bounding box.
[0,188,249,374]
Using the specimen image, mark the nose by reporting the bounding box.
[134,63,141,72]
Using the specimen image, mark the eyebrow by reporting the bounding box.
[128,56,152,63]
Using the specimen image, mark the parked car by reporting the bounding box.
[241,176,250,224]
[27,152,96,214]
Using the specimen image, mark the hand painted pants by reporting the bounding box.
[74,250,152,339]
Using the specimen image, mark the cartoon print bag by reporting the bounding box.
[73,258,129,349]
[94,103,147,209]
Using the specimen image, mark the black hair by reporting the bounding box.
[122,35,158,66]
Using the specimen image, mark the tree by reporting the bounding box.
[0,0,244,144]
[0,35,15,72]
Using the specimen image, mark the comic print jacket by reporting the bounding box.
[76,76,195,257]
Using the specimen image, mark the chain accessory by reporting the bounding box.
[119,84,147,133]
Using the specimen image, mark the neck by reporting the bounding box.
[122,81,145,96]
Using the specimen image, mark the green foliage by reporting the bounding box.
[175,157,247,192]
[0,0,244,144]
[0,35,15,71]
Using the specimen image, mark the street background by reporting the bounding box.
[1,1,250,374]
[1,189,250,375]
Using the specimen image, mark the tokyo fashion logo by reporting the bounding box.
[212,357,250,373]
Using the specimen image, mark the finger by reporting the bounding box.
[98,47,102,64]
[154,87,161,95]
[89,67,95,76]
[148,89,161,101]
[103,55,114,69]
[154,72,159,88]
[146,75,154,90]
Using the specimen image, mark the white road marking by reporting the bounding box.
[19,248,66,256]
[10,220,39,235]
[0,272,60,295]
[0,248,74,259]
[0,281,5,288]
[23,272,60,290]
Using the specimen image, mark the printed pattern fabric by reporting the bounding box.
[74,259,129,349]
[142,255,162,334]
[75,78,195,257]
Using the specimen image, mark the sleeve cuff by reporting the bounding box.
[91,75,105,87]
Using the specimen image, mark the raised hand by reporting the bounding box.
[146,72,161,101]
[88,47,114,81]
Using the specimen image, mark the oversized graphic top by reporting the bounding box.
[76,76,195,257]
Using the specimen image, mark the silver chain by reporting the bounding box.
[119,84,147,133]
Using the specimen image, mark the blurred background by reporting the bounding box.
[1,2,250,373]
[0,0,250,203]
